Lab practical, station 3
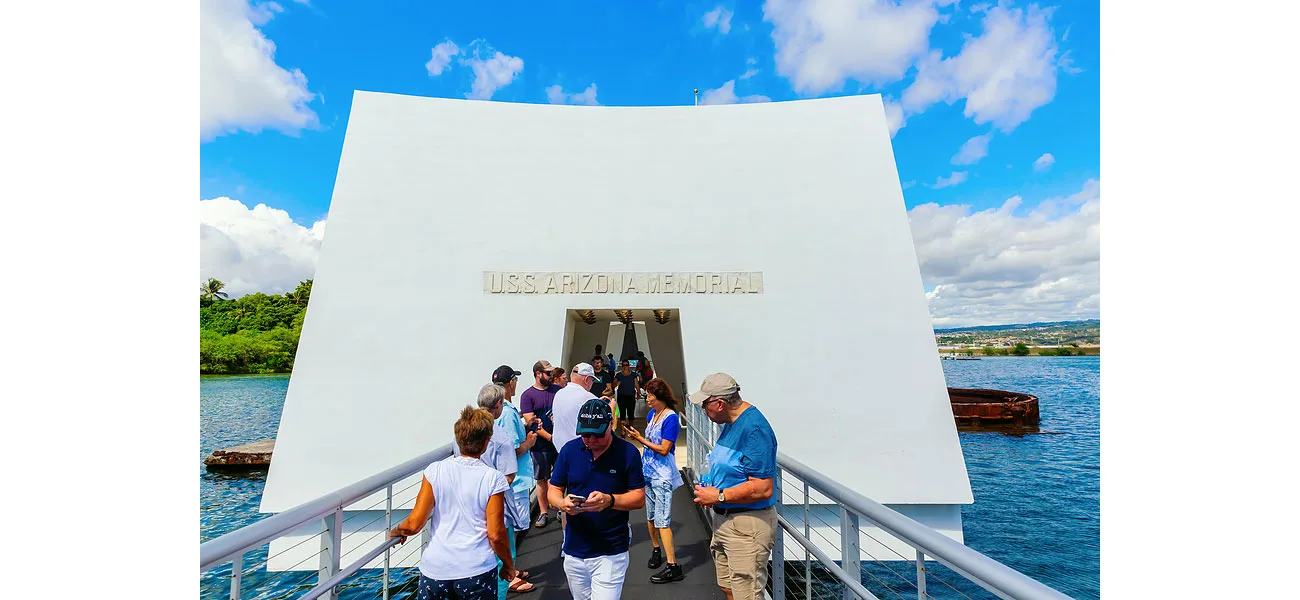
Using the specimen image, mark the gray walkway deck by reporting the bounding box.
[515,480,724,599]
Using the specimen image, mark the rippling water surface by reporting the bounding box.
[199,357,1099,599]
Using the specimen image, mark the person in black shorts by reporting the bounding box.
[613,360,640,423]
[520,360,562,527]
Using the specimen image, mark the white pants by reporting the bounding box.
[562,551,629,600]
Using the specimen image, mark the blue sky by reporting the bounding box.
[200,0,1100,327]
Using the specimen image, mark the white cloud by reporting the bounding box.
[764,0,941,95]
[901,180,917,189]
[909,179,1100,327]
[463,41,524,100]
[883,96,906,137]
[1034,152,1055,172]
[546,83,600,106]
[901,4,1059,132]
[703,6,734,34]
[951,133,993,165]
[740,68,759,80]
[699,80,772,105]
[200,197,326,298]
[930,171,968,189]
[425,41,460,76]
[200,0,318,140]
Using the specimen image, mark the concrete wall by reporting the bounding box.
[262,93,971,516]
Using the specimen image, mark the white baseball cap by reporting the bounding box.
[572,362,596,377]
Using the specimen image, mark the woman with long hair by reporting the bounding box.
[389,406,516,599]
[620,377,685,583]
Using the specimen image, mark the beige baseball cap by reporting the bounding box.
[688,373,740,406]
[533,360,556,373]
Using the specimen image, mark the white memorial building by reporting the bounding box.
[260,91,972,568]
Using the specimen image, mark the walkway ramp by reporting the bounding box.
[514,482,723,599]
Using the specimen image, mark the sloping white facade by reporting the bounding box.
[260,93,972,557]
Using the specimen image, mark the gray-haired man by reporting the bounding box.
[690,373,778,600]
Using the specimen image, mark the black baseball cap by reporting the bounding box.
[576,398,613,436]
[491,365,521,384]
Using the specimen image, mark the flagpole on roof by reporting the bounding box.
[693,88,699,106]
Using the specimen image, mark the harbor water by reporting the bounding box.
[200,356,1099,599]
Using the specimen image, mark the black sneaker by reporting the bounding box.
[650,563,684,584]
[647,546,663,569]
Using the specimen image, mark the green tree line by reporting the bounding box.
[200,278,311,374]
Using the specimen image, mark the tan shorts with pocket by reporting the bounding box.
[710,506,777,600]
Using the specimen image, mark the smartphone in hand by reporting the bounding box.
[566,494,587,506]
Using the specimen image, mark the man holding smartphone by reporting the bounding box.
[549,398,645,599]
[520,360,560,528]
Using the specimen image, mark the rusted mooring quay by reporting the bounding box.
[204,439,274,472]
[947,387,1040,429]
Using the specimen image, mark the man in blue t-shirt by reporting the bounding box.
[689,373,778,600]
[549,398,645,599]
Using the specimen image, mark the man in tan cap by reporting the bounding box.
[521,359,560,528]
[689,373,778,600]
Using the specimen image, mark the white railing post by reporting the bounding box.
[319,509,342,600]
[916,549,926,600]
[773,468,785,600]
[230,553,242,600]
[804,482,811,600]
[384,484,393,600]
[840,507,860,600]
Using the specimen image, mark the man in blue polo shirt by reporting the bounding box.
[549,398,646,599]
[690,373,778,600]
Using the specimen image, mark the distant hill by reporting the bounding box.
[934,319,1099,333]
[933,319,1100,351]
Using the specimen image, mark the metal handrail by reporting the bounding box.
[679,403,1073,600]
[298,537,403,600]
[775,514,880,600]
[776,452,1071,600]
[199,442,454,572]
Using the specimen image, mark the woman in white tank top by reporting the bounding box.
[389,406,516,599]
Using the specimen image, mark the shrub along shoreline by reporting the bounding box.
[200,279,310,374]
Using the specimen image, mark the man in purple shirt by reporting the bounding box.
[520,359,561,527]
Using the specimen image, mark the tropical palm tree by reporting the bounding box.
[201,278,229,300]
[286,279,312,306]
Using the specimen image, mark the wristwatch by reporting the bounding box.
[717,489,726,504]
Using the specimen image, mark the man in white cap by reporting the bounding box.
[689,373,778,600]
[554,362,618,453]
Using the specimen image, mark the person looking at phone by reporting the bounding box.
[549,398,645,599]
[520,360,561,529]
[550,362,610,550]
[389,406,516,600]
[620,377,684,584]
[689,373,778,600]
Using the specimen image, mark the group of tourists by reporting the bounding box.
[388,351,779,600]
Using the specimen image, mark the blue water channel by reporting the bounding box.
[200,356,1099,599]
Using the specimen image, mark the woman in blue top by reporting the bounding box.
[621,377,685,584]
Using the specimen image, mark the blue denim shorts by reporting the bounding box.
[645,478,674,529]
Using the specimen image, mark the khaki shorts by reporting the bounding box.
[710,507,777,600]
